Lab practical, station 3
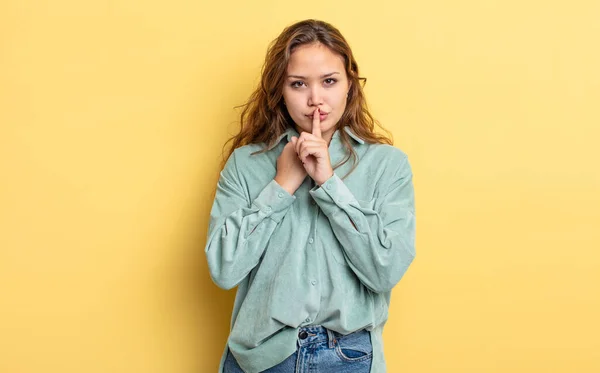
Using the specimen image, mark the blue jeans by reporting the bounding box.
[223,325,373,373]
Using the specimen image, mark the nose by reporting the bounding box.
[308,86,324,107]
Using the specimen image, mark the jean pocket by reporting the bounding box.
[334,330,373,362]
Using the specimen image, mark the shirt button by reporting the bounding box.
[266,206,272,212]
[326,184,332,190]
[305,317,311,323]
[278,192,284,198]
[311,280,317,286]
[298,330,308,339]
[308,238,314,244]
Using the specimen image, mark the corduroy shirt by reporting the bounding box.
[205,126,416,373]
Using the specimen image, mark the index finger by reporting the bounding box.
[312,107,321,138]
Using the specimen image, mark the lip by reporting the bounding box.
[307,112,329,120]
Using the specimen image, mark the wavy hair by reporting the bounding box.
[221,19,393,177]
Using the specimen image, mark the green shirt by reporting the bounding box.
[205,126,416,373]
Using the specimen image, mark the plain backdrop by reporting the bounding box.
[1,0,599,372]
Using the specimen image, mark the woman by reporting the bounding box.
[205,19,416,373]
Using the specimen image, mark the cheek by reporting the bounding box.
[288,103,305,118]
[331,93,348,112]
[328,87,348,106]
[283,92,303,111]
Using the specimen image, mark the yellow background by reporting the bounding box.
[1,0,599,372]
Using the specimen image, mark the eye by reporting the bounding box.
[324,78,337,85]
[290,81,305,88]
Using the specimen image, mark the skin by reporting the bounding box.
[274,43,351,195]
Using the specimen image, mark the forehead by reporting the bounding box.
[287,43,345,75]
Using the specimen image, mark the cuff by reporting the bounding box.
[252,179,296,223]
[309,174,360,215]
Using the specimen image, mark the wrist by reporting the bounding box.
[316,172,335,186]
[274,176,297,195]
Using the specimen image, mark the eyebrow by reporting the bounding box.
[287,72,341,79]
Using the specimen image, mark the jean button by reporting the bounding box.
[298,330,308,339]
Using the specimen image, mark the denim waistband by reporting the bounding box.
[297,325,339,348]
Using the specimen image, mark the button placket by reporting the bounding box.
[302,202,320,327]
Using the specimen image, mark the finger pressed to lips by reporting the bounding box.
[307,112,329,118]
[292,108,325,159]
[312,108,322,138]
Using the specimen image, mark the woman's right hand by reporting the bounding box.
[274,138,307,195]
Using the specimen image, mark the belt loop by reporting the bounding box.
[326,328,336,348]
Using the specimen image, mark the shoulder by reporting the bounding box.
[368,143,408,159]
[363,143,410,173]
[225,143,279,184]
[231,143,266,161]
[231,142,278,166]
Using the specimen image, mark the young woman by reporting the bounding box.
[205,19,416,373]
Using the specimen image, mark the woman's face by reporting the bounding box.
[282,43,351,143]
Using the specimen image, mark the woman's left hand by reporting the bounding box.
[291,107,334,186]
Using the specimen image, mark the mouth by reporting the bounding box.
[306,112,329,120]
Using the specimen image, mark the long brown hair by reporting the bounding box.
[221,19,393,176]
